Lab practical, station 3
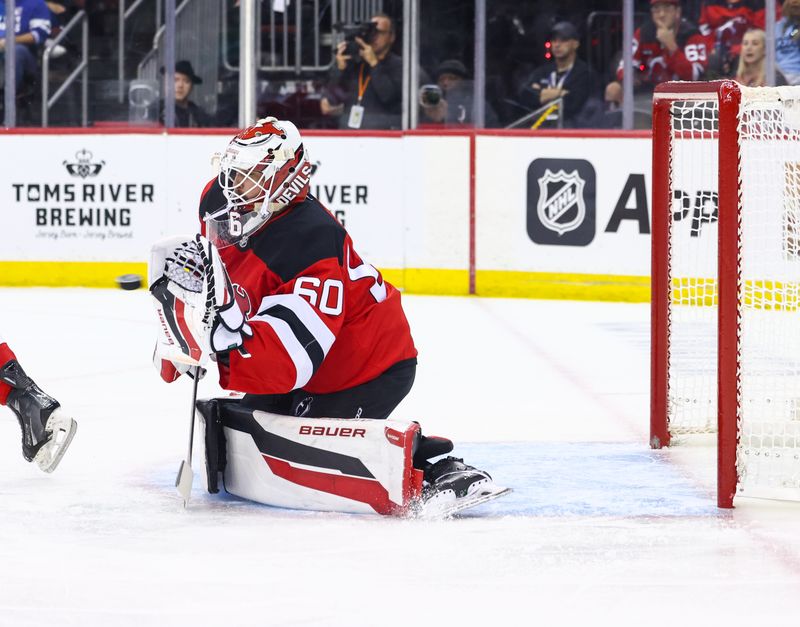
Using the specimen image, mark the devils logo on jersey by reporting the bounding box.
[232,284,253,319]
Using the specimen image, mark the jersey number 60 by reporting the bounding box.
[294,277,344,315]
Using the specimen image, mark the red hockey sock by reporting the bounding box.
[0,343,17,405]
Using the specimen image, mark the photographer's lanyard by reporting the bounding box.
[548,66,571,90]
[347,64,370,129]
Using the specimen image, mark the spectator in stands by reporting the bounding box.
[321,13,402,130]
[776,0,800,85]
[159,60,211,128]
[735,28,787,86]
[605,0,709,108]
[698,0,762,79]
[44,1,72,58]
[0,0,51,90]
[419,59,498,127]
[516,21,598,128]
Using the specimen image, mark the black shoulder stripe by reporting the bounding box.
[259,304,325,375]
[251,196,346,282]
[199,179,228,222]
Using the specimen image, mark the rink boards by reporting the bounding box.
[0,129,656,300]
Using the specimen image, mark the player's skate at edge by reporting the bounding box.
[149,116,509,517]
[415,454,512,519]
[0,340,78,473]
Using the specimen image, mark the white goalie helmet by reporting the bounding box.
[205,117,311,248]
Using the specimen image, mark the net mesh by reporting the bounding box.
[737,88,800,493]
[667,99,720,435]
[667,86,800,496]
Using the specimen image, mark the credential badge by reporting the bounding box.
[536,168,586,235]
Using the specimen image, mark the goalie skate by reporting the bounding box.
[33,410,77,473]
[416,457,511,519]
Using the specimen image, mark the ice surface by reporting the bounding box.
[1,289,800,627]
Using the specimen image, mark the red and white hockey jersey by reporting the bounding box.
[196,179,417,395]
[617,19,710,85]
[699,1,757,49]
[698,0,779,60]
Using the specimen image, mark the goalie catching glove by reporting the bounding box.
[149,234,252,369]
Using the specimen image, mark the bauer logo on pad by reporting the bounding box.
[527,158,596,246]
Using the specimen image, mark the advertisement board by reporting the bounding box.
[0,129,660,300]
[474,132,653,300]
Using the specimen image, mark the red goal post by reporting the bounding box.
[651,80,800,508]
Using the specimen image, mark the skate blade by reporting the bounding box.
[34,411,78,473]
[418,484,512,519]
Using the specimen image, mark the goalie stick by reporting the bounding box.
[175,367,200,506]
[171,235,217,506]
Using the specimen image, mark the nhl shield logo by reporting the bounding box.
[536,169,586,236]
[527,158,596,246]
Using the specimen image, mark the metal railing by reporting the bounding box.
[118,0,164,102]
[42,10,89,127]
[3,0,17,127]
[505,97,565,130]
[137,0,220,122]
[221,0,383,74]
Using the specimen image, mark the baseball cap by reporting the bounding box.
[435,59,469,80]
[550,22,579,41]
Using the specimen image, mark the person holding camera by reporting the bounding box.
[419,59,497,127]
[321,13,402,130]
[420,60,470,126]
[518,21,598,128]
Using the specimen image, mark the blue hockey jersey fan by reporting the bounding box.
[0,0,51,89]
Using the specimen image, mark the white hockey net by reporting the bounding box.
[666,86,800,497]
[667,98,719,435]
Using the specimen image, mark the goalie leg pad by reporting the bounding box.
[216,402,423,515]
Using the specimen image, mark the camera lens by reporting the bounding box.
[419,85,442,107]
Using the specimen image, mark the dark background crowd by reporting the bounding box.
[0,0,796,129]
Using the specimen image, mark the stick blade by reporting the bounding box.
[175,459,193,507]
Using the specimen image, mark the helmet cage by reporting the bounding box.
[204,201,272,249]
[206,117,309,248]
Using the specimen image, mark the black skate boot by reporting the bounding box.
[412,433,454,469]
[1,359,77,472]
[418,456,511,518]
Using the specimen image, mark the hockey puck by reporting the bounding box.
[116,274,143,291]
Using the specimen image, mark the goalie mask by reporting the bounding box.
[206,117,311,248]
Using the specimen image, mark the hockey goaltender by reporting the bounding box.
[148,117,509,518]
